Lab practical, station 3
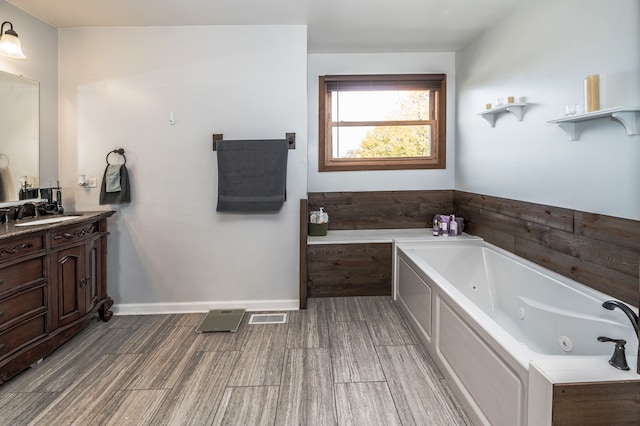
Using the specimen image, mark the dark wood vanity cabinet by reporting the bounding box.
[0,212,113,384]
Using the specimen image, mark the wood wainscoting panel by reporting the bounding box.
[307,243,392,297]
[308,190,454,230]
[299,199,308,309]
[552,381,640,425]
[454,190,575,232]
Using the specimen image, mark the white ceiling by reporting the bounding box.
[7,0,523,53]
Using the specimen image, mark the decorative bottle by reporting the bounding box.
[584,74,600,113]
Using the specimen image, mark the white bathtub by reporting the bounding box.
[394,238,639,426]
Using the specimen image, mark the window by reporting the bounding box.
[319,74,446,172]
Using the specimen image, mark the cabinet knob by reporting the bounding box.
[0,343,4,351]
[79,278,86,288]
[0,310,3,317]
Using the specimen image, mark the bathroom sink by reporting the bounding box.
[14,215,82,227]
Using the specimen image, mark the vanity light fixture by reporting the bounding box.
[0,21,26,59]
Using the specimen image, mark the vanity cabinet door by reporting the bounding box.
[51,236,104,328]
[53,245,86,327]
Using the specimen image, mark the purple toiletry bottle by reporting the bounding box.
[449,214,458,236]
[440,215,450,236]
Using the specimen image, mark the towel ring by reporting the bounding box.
[106,148,126,165]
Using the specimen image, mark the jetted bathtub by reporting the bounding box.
[394,238,639,426]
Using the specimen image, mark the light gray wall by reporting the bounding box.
[307,52,456,192]
[0,1,58,187]
[456,0,640,220]
[59,25,308,312]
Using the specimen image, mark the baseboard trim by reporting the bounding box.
[112,299,299,316]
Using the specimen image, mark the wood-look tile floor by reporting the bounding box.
[0,296,471,425]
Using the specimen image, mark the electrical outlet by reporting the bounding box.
[87,177,98,188]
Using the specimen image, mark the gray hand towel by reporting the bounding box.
[216,139,288,212]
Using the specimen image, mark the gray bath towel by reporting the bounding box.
[216,139,288,212]
[99,164,131,205]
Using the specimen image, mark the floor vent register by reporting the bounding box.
[248,313,287,325]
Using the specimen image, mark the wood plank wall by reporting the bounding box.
[305,189,639,307]
[299,199,308,309]
[454,191,640,307]
[552,381,640,425]
[307,190,454,230]
[306,243,392,297]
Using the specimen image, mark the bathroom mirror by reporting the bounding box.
[0,69,39,203]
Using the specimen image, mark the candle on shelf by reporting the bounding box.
[584,74,600,112]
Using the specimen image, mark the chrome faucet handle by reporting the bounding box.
[597,336,629,370]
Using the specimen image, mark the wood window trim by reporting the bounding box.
[319,74,447,172]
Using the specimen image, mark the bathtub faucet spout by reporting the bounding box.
[602,300,639,336]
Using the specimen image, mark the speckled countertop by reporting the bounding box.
[0,211,115,240]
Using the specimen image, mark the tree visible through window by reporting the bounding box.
[319,74,446,172]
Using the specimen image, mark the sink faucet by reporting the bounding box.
[16,201,42,220]
[603,300,639,337]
